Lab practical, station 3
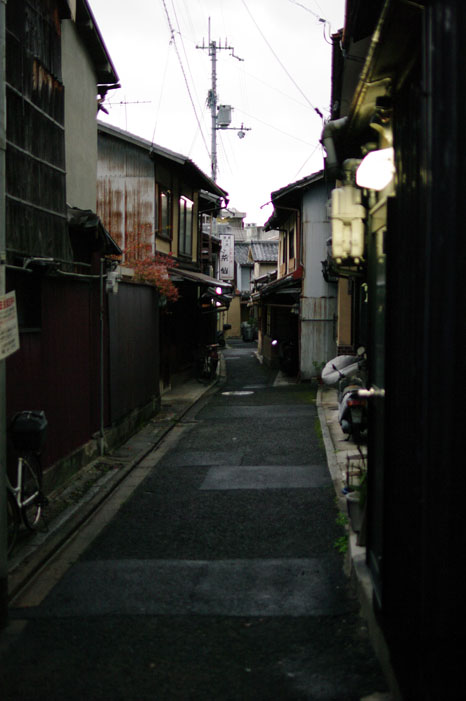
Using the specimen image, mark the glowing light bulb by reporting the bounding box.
[356,148,395,191]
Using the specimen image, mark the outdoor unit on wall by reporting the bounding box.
[105,268,121,295]
[330,185,366,264]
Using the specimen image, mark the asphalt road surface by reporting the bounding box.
[0,339,387,700]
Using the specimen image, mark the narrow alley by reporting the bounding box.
[1,340,386,700]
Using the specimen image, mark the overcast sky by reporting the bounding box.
[90,0,346,224]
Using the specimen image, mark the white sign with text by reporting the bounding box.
[219,233,234,280]
[0,291,20,360]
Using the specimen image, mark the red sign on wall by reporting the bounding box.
[0,291,20,360]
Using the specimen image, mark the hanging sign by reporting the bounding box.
[219,233,234,280]
[0,291,20,360]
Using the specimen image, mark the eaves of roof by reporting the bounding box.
[265,170,324,230]
[342,0,385,50]
[169,267,233,291]
[323,0,424,167]
[67,205,122,256]
[254,270,277,285]
[270,170,325,203]
[255,270,302,299]
[76,1,120,86]
[199,189,225,216]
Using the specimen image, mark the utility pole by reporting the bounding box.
[197,19,250,182]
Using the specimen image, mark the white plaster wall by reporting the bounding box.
[300,182,337,377]
[240,266,252,292]
[254,262,276,279]
[61,21,98,210]
[301,184,334,299]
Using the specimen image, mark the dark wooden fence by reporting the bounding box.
[108,283,159,424]
[7,271,160,486]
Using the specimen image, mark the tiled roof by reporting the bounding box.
[234,240,278,265]
[234,242,252,265]
[250,241,278,263]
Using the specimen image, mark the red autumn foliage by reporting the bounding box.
[121,244,179,302]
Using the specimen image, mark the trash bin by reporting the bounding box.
[242,325,253,341]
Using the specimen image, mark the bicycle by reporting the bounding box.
[196,343,219,382]
[6,410,48,555]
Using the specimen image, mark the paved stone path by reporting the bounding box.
[1,340,387,700]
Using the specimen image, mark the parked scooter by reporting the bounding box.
[321,348,368,443]
[279,339,299,376]
[271,338,299,376]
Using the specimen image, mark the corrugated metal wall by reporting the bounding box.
[97,133,155,256]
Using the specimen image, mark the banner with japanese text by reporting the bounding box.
[219,233,234,280]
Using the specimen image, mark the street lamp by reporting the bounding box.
[356,147,395,191]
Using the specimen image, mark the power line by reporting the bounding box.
[241,67,312,111]
[236,108,316,146]
[107,100,151,106]
[170,0,208,144]
[160,0,210,159]
[308,0,326,18]
[288,0,333,45]
[287,0,324,22]
[293,141,323,179]
[241,0,323,120]
[217,131,235,179]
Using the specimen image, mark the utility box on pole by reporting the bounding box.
[197,20,248,182]
[217,105,232,129]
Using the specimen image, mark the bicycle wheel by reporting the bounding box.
[209,355,218,379]
[196,351,210,381]
[21,454,43,530]
[7,491,20,555]
[204,354,213,379]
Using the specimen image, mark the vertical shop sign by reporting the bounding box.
[219,233,234,280]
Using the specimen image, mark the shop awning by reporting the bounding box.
[252,272,302,306]
[169,267,234,312]
[169,268,233,291]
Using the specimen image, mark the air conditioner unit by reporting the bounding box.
[106,269,120,294]
[330,186,366,264]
